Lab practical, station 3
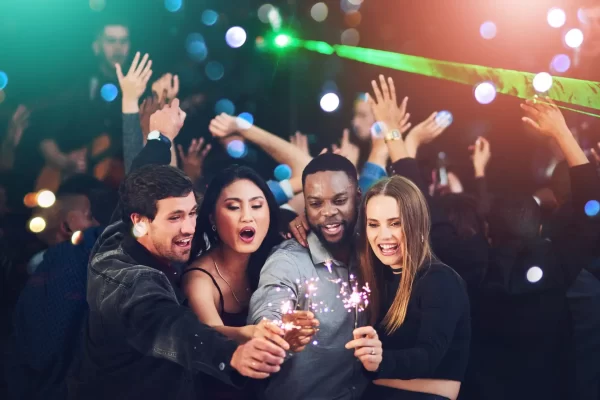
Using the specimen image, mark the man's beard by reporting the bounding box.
[308,218,356,252]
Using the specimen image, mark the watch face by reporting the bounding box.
[148,131,159,140]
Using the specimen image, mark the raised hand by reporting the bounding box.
[345,326,382,372]
[369,75,411,134]
[332,129,360,167]
[209,113,238,138]
[468,137,491,177]
[139,94,167,137]
[290,131,310,156]
[177,137,212,183]
[149,98,186,141]
[115,52,153,111]
[152,73,180,103]
[230,338,286,379]
[405,112,448,157]
[520,96,570,139]
[6,105,30,147]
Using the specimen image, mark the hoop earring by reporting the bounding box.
[212,225,217,232]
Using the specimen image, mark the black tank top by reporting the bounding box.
[181,267,248,327]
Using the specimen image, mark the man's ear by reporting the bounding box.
[92,39,100,56]
[131,213,149,237]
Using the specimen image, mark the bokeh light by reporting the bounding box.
[344,11,362,27]
[100,83,118,102]
[185,33,208,61]
[479,21,497,40]
[565,28,584,48]
[533,72,553,92]
[526,266,543,283]
[547,8,566,28]
[320,92,340,112]
[236,112,254,130]
[371,121,387,138]
[577,8,589,24]
[89,0,106,12]
[29,217,46,233]
[226,27,247,48]
[202,9,219,26]
[550,54,571,73]
[71,230,83,245]
[341,28,360,46]
[274,164,292,181]
[0,90,5,105]
[585,200,600,217]
[205,61,225,81]
[0,71,8,90]
[227,140,248,158]
[164,0,182,13]
[340,0,361,14]
[36,190,56,208]
[311,3,328,22]
[435,111,453,128]
[474,82,497,104]
[23,192,37,208]
[258,4,275,23]
[215,98,235,115]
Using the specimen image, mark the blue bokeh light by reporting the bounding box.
[227,140,248,159]
[164,0,182,12]
[585,200,600,217]
[100,83,118,102]
[225,26,247,48]
[186,33,208,62]
[237,112,254,125]
[480,21,497,40]
[0,71,7,90]
[215,98,235,115]
[551,54,571,73]
[435,110,453,127]
[274,164,292,181]
[202,9,219,26]
[205,61,224,81]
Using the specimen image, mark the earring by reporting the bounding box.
[132,222,148,238]
[212,225,217,232]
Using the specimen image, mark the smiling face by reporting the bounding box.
[136,192,198,263]
[365,194,405,269]
[304,170,359,248]
[212,179,270,253]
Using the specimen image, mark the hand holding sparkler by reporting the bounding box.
[251,319,290,351]
[281,310,320,352]
[345,326,383,372]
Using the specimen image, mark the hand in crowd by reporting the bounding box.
[152,73,180,104]
[290,131,310,156]
[248,319,290,351]
[345,326,383,372]
[115,52,153,113]
[369,75,411,135]
[469,137,491,178]
[209,113,239,138]
[67,148,88,173]
[177,138,212,183]
[230,338,286,379]
[405,112,449,157]
[590,142,600,164]
[139,94,167,137]
[288,213,310,247]
[282,311,320,353]
[6,105,30,147]
[520,96,570,139]
[332,129,360,167]
[149,98,186,141]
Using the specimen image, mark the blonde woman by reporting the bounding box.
[357,176,470,400]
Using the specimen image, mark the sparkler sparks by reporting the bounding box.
[339,274,371,328]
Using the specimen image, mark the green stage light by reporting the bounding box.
[274,34,292,48]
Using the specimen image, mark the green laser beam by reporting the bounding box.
[280,38,600,114]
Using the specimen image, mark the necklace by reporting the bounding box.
[213,258,248,306]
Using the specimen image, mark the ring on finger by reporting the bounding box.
[296,224,302,229]
[370,348,376,356]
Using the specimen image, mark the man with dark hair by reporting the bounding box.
[69,101,286,400]
[249,153,381,400]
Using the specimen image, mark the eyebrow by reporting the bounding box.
[367,217,401,221]
[224,196,265,202]
[168,206,198,215]
[306,191,349,201]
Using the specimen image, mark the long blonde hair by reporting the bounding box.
[357,176,435,334]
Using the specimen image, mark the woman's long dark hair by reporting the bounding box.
[191,165,281,290]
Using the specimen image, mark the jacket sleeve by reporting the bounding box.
[117,269,245,387]
[122,113,144,173]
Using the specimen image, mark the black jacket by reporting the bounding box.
[68,140,244,400]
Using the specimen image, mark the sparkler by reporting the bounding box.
[340,274,371,329]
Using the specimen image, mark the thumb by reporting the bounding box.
[342,128,350,144]
[170,98,180,109]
